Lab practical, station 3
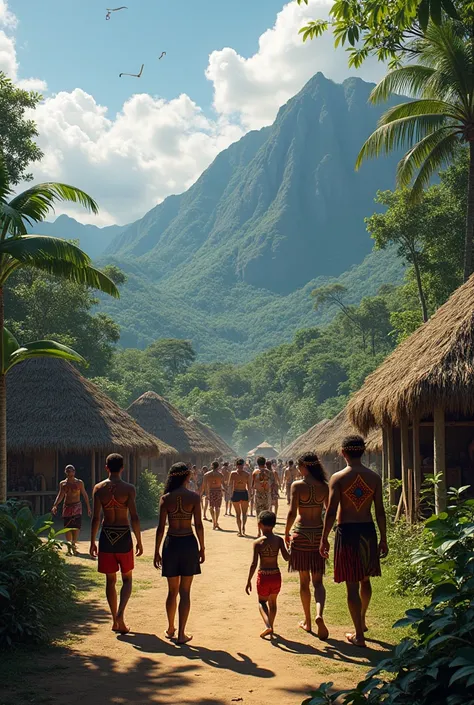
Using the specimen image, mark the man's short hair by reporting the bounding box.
[236,458,245,466]
[258,510,276,527]
[106,453,124,473]
[256,456,266,466]
[223,461,229,467]
[212,460,220,470]
[341,435,366,459]
[288,460,294,467]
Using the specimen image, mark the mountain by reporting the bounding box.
[28,214,126,259]
[41,73,407,361]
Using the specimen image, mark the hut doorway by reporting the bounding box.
[58,452,92,491]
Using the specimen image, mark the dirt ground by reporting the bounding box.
[13,506,395,705]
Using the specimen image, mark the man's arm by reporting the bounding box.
[320,476,341,558]
[89,486,102,557]
[245,542,259,594]
[80,481,92,516]
[193,495,205,563]
[128,487,143,556]
[374,475,388,557]
[51,482,65,515]
[153,496,168,569]
[284,483,298,546]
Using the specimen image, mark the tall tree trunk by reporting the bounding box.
[0,286,6,503]
[412,254,428,323]
[463,140,474,282]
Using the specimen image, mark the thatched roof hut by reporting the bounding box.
[187,416,236,457]
[247,441,279,458]
[347,275,474,517]
[127,392,222,462]
[6,359,167,497]
[316,410,382,456]
[281,419,330,459]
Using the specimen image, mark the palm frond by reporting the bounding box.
[0,235,90,268]
[11,258,120,297]
[356,113,449,169]
[0,203,28,237]
[370,65,436,103]
[7,339,86,374]
[1,327,20,374]
[379,99,462,124]
[8,183,99,223]
[396,126,459,188]
[409,131,461,200]
[0,153,12,204]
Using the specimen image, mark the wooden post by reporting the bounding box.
[91,451,96,490]
[382,427,388,485]
[434,405,447,513]
[386,425,396,509]
[400,415,410,521]
[412,416,421,521]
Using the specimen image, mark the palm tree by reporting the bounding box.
[356,20,474,282]
[0,156,119,501]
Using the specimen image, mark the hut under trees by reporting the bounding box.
[247,441,279,460]
[281,419,330,460]
[6,358,165,511]
[347,274,474,520]
[187,416,236,458]
[127,392,225,478]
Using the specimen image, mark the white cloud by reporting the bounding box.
[206,0,385,129]
[6,0,387,224]
[17,77,48,92]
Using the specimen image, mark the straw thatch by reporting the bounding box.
[127,392,221,455]
[247,441,279,457]
[314,410,382,455]
[7,358,167,455]
[187,416,236,457]
[281,419,330,459]
[348,274,474,434]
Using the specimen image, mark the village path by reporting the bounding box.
[34,506,392,705]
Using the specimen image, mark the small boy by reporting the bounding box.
[245,510,289,638]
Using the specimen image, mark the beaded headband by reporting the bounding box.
[342,445,366,451]
[169,468,191,476]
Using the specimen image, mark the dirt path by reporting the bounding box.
[24,507,393,705]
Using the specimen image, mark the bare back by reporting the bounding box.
[290,478,328,528]
[231,469,250,492]
[162,487,201,536]
[94,478,135,526]
[255,533,286,571]
[331,463,381,524]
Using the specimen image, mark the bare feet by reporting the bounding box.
[176,634,193,645]
[260,627,273,639]
[298,620,311,633]
[113,617,130,635]
[315,616,329,640]
[165,628,175,639]
[346,632,366,648]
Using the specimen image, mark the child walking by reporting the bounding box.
[245,510,289,638]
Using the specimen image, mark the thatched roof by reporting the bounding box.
[281,412,382,459]
[281,419,330,458]
[348,274,474,433]
[127,392,221,455]
[247,441,279,457]
[7,359,166,455]
[187,416,236,457]
[314,410,382,455]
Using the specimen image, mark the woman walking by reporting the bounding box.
[154,462,205,644]
[285,452,329,639]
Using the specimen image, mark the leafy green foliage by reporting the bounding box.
[136,470,164,520]
[302,491,474,704]
[0,502,73,647]
[146,338,196,378]
[0,73,43,184]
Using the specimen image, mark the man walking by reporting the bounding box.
[320,435,388,648]
[202,461,225,530]
[52,465,91,555]
[90,453,143,635]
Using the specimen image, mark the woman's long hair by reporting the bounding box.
[164,462,191,494]
[298,452,328,484]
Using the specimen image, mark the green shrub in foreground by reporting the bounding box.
[136,470,164,519]
[302,489,474,705]
[0,501,72,647]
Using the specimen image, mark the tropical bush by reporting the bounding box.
[0,501,72,647]
[302,490,474,705]
[136,470,164,519]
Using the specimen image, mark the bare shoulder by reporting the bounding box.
[59,479,67,487]
[254,536,266,548]
[330,469,349,484]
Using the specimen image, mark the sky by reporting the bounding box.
[2,0,385,225]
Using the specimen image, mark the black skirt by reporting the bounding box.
[162,533,201,578]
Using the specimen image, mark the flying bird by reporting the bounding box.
[159,52,166,60]
[106,6,128,20]
[119,64,144,78]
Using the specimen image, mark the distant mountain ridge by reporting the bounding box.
[38,73,407,361]
[29,214,126,259]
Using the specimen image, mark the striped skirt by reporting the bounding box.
[289,523,325,574]
[334,522,381,583]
